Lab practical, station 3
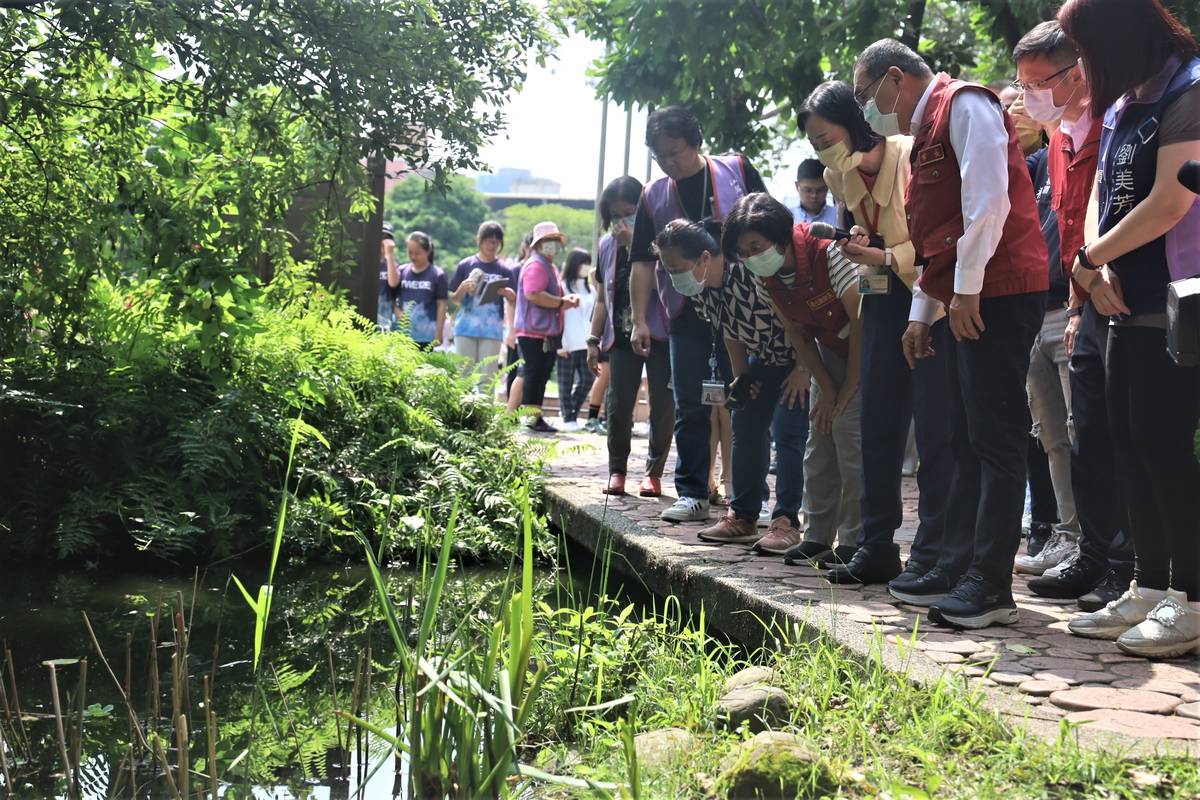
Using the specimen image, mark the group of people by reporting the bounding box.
[576,0,1199,657]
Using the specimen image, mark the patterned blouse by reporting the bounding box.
[694,261,794,366]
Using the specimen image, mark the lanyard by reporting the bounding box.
[858,196,882,237]
[709,327,720,382]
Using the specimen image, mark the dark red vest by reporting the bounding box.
[762,225,850,358]
[905,75,1048,305]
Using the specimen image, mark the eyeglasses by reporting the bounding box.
[1011,62,1074,92]
[854,73,885,108]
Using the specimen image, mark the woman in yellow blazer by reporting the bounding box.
[797,80,954,591]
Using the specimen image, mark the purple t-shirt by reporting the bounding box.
[395,263,448,343]
[449,255,511,340]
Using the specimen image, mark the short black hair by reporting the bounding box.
[798,80,884,155]
[720,193,793,262]
[856,38,933,81]
[477,220,504,244]
[1013,20,1078,66]
[599,175,644,229]
[795,158,826,182]
[645,106,702,152]
[652,218,722,262]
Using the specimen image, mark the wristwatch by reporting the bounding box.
[1066,305,1084,318]
[585,335,601,347]
[1077,244,1100,271]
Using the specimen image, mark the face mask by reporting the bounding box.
[743,247,786,278]
[816,140,864,173]
[616,214,636,230]
[668,257,708,297]
[539,241,561,258]
[863,77,901,137]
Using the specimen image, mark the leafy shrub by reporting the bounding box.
[0,275,549,565]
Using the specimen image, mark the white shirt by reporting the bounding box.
[560,277,596,352]
[909,75,1013,324]
[1060,110,1093,152]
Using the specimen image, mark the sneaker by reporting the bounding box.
[1042,544,1081,579]
[1013,532,1076,575]
[757,507,772,529]
[531,417,558,434]
[783,540,834,566]
[632,422,650,437]
[1116,592,1200,659]
[697,513,762,544]
[889,566,955,607]
[754,516,803,555]
[929,574,1019,629]
[661,497,711,523]
[1077,571,1128,613]
[1027,554,1107,600]
[583,418,601,433]
[826,548,902,585]
[558,420,581,432]
[819,545,858,569]
[893,561,929,585]
[1026,521,1053,557]
[1068,580,1158,640]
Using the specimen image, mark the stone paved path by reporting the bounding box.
[540,427,1200,750]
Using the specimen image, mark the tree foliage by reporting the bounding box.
[499,203,598,256]
[386,175,494,269]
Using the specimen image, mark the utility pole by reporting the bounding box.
[593,95,609,258]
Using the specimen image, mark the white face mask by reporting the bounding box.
[539,241,561,258]
[1023,81,1077,124]
[743,247,786,277]
[667,254,709,297]
[816,139,865,173]
[863,76,901,137]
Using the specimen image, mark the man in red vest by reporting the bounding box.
[852,39,1048,628]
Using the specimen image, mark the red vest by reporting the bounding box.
[762,225,849,358]
[905,75,1048,305]
[1048,121,1101,301]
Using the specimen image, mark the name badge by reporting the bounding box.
[917,144,945,166]
[858,265,891,295]
[701,381,727,406]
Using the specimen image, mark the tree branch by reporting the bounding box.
[900,0,927,49]
[0,0,52,8]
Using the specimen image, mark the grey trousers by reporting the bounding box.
[802,344,863,548]
[606,340,674,477]
[1027,307,1079,537]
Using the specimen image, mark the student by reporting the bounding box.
[516,222,580,433]
[801,80,953,586]
[723,192,863,566]
[655,218,809,550]
[450,221,515,387]
[556,248,596,430]
[393,231,447,351]
[790,158,839,226]
[378,222,399,331]
[587,176,673,497]
[628,106,766,522]
[1059,0,1200,657]
[505,231,535,411]
[853,39,1048,628]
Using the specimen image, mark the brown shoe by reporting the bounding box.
[754,516,803,555]
[697,514,762,544]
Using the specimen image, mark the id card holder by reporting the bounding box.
[858,266,891,295]
[701,380,727,406]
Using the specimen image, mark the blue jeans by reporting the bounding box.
[668,306,730,500]
[858,273,953,567]
[730,360,808,524]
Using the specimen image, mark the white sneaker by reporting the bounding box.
[1014,531,1076,575]
[1043,544,1081,579]
[558,420,581,432]
[757,507,772,528]
[1116,591,1200,658]
[661,497,711,523]
[1068,580,1159,640]
[632,422,650,437]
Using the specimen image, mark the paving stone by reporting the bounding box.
[990,672,1031,686]
[925,650,965,665]
[1019,656,1101,672]
[1098,652,1143,664]
[1111,661,1200,685]
[1065,710,1200,739]
[1019,680,1069,696]
[1177,702,1200,721]
[1110,679,1200,702]
[916,634,986,655]
[1050,687,1181,715]
[1035,633,1121,655]
[833,602,902,617]
[782,577,835,590]
[1033,670,1117,686]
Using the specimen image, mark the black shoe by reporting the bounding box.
[1027,555,1107,599]
[783,541,834,566]
[1026,521,1053,557]
[929,574,1019,629]
[888,566,954,606]
[826,548,902,585]
[1077,570,1129,612]
[531,416,558,434]
[818,545,858,569]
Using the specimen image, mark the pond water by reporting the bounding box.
[0,562,564,799]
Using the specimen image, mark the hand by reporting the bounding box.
[586,343,601,377]
[557,348,570,358]
[779,367,808,410]
[901,321,934,369]
[1089,267,1130,317]
[1064,311,1082,359]
[562,293,581,309]
[460,279,477,294]
[504,331,517,349]
[630,321,651,357]
[730,374,762,402]
[833,378,858,418]
[811,380,838,435]
[499,287,516,302]
[840,226,886,267]
[948,292,984,342]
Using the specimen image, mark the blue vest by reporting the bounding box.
[1098,56,1200,316]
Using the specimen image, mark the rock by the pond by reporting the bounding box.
[724,666,779,695]
[717,731,835,799]
[717,686,792,732]
[633,727,698,770]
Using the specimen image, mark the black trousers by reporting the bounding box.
[937,291,1046,587]
[1071,304,1134,575]
[858,273,953,567]
[1107,324,1200,599]
[518,336,557,409]
[1026,434,1058,525]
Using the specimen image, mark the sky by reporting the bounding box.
[470,31,814,208]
